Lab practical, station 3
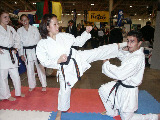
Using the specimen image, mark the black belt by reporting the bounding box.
[60,49,81,88]
[23,45,40,64]
[0,46,16,64]
[106,80,137,109]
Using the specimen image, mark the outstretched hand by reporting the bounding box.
[86,26,92,33]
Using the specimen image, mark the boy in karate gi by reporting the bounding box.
[99,31,160,120]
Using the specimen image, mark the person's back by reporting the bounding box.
[140,21,155,44]
[109,28,123,44]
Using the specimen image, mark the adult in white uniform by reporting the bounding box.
[17,14,46,91]
[99,31,160,120]
[0,10,25,101]
[36,14,126,120]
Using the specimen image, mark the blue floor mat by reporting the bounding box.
[49,112,114,120]
[48,90,160,120]
[136,90,160,114]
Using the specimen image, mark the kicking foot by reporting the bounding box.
[8,96,16,101]
[101,111,107,115]
[29,88,34,91]
[21,93,25,97]
[55,110,61,120]
[42,87,46,92]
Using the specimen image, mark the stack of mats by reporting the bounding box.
[0,87,160,120]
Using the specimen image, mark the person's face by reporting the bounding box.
[69,22,73,26]
[47,17,59,36]
[0,13,10,26]
[21,16,29,27]
[127,36,142,53]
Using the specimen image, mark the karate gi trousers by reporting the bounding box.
[99,82,158,120]
[26,60,46,89]
[0,68,21,99]
[57,44,119,111]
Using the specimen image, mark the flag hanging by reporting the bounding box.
[51,1,62,21]
[43,0,49,15]
[36,2,44,20]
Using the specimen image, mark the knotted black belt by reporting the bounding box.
[106,80,137,109]
[23,45,40,64]
[60,49,81,88]
[0,46,16,64]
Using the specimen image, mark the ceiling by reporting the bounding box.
[0,0,158,19]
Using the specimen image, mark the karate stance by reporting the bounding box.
[99,31,160,120]
[0,10,25,101]
[17,14,47,91]
[36,14,126,120]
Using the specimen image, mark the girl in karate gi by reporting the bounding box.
[99,31,160,120]
[36,14,126,120]
[0,10,25,101]
[17,14,47,92]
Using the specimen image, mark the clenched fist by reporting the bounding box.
[86,26,92,33]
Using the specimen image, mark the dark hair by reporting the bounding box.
[39,14,57,39]
[127,30,142,42]
[68,20,74,23]
[0,10,9,16]
[20,14,29,20]
[146,21,151,25]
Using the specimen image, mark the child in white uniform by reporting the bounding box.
[36,14,127,120]
[0,10,25,101]
[17,14,46,91]
[99,31,160,120]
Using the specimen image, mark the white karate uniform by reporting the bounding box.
[17,25,46,89]
[36,31,120,111]
[0,25,21,99]
[99,48,158,120]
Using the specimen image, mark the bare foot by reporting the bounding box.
[101,111,107,115]
[158,114,160,120]
[29,88,34,91]
[8,96,16,101]
[21,93,25,97]
[42,87,46,92]
[55,110,61,120]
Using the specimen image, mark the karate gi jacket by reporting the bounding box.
[36,31,119,88]
[102,47,145,113]
[0,25,20,69]
[17,25,41,61]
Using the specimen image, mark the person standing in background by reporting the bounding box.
[140,21,155,46]
[66,20,78,49]
[66,20,77,37]
[17,14,47,92]
[0,10,25,101]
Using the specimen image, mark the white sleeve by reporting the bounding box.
[34,27,41,42]
[72,31,91,47]
[36,40,60,69]
[102,56,143,80]
[17,29,24,56]
[11,27,20,49]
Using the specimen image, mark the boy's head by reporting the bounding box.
[127,31,142,53]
